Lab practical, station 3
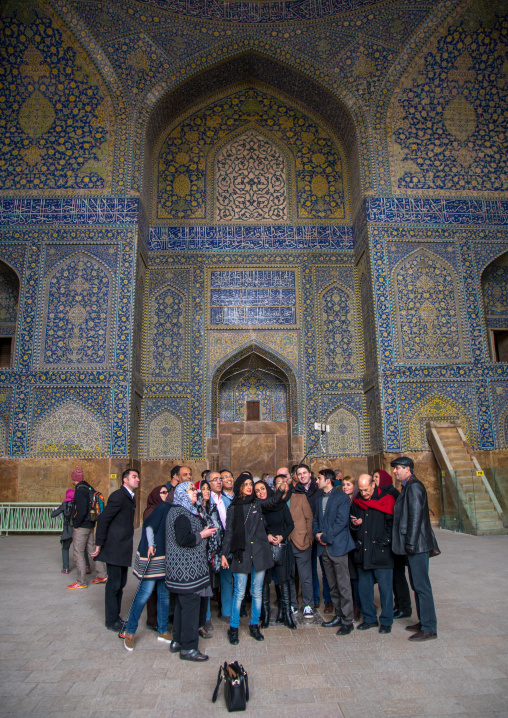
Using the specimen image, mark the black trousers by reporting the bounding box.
[172,592,202,650]
[393,554,411,613]
[105,564,128,627]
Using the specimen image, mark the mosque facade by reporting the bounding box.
[0,0,507,512]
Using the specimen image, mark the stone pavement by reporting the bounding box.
[1,529,507,718]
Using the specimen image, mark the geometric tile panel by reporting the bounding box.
[392,248,466,365]
[41,252,113,368]
[317,283,357,378]
[403,392,473,451]
[326,406,361,456]
[147,409,183,459]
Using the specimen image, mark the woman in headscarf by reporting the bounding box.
[165,482,217,662]
[220,472,287,646]
[123,485,171,652]
[144,485,169,631]
[373,469,398,498]
[373,468,412,619]
[196,481,224,638]
[255,479,296,630]
[51,488,76,574]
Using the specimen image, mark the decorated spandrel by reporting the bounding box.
[210,270,297,327]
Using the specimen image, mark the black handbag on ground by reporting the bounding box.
[212,661,249,712]
[271,540,287,566]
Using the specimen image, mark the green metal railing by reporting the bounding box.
[0,503,63,535]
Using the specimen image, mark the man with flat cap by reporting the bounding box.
[391,456,439,641]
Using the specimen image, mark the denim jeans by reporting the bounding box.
[357,566,394,626]
[407,551,437,633]
[220,566,233,618]
[230,568,265,628]
[126,578,170,635]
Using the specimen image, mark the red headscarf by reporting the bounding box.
[143,485,166,521]
[377,470,393,488]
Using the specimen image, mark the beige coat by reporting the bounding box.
[289,492,314,551]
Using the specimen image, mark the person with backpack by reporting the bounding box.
[51,489,76,574]
[67,467,107,589]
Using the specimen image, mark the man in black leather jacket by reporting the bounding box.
[391,457,438,642]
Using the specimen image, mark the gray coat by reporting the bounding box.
[221,490,284,574]
[392,476,438,556]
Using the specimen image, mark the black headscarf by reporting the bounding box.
[230,472,256,560]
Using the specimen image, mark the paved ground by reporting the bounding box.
[1,528,507,717]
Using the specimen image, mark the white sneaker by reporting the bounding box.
[303,605,314,618]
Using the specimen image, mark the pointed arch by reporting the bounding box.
[40,251,113,369]
[403,392,474,451]
[317,281,358,378]
[325,405,361,456]
[147,283,188,379]
[391,248,466,364]
[210,125,295,223]
[147,409,183,459]
[210,343,298,437]
[32,400,108,457]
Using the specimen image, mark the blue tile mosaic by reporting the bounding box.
[149,225,353,251]
[0,199,139,226]
[366,198,508,226]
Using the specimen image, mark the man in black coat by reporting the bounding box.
[391,456,438,642]
[91,469,140,632]
[351,474,396,634]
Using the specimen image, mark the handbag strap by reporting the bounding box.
[211,665,224,703]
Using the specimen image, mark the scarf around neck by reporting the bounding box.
[353,492,395,515]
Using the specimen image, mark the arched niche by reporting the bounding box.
[210,344,298,437]
[391,248,466,365]
[326,405,361,456]
[0,260,20,368]
[32,400,108,457]
[141,52,363,212]
[146,409,183,459]
[481,251,508,362]
[403,393,474,451]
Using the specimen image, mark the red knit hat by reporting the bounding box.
[71,467,84,482]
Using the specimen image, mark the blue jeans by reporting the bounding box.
[357,566,394,627]
[220,566,233,618]
[230,569,265,629]
[126,578,169,635]
[407,551,437,633]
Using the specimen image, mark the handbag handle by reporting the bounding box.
[211,665,224,703]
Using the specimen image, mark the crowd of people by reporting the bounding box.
[54,457,439,662]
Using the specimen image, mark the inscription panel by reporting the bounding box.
[208,269,298,328]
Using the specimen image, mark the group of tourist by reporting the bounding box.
[55,457,439,662]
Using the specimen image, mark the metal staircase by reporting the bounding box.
[426,421,507,535]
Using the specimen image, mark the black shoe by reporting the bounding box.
[249,624,264,641]
[405,621,422,632]
[280,582,297,630]
[321,615,341,628]
[337,623,354,636]
[146,621,158,631]
[180,649,209,662]
[379,624,392,634]
[106,620,123,632]
[169,641,181,653]
[260,581,271,628]
[393,610,412,619]
[228,627,239,645]
[357,621,379,630]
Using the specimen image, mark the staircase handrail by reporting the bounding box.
[455,426,505,522]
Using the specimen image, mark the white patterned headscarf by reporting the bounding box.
[173,482,199,516]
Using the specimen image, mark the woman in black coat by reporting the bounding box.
[220,472,287,645]
[254,480,296,630]
[165,482,217,662]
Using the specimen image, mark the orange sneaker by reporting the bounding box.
[67,582,87,589]
[92,577,107,584]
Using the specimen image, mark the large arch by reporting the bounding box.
[139,51,365,209]
[210,343,298,437]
